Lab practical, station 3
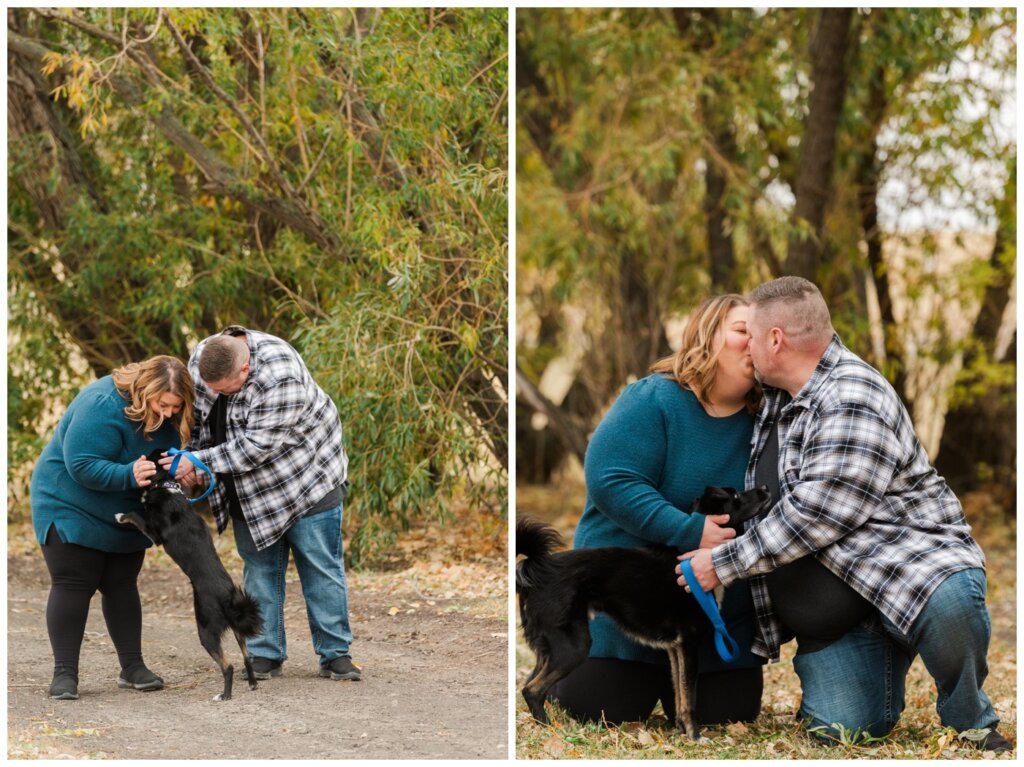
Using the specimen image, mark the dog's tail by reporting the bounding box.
[227,586,264,639]
[515,518,563,591]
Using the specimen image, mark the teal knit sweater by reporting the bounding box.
[30,376,181,553]
[576,374,762,671]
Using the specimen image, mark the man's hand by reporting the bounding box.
[676,548,721,592]
[179,469,200,488]
[159,452,194,480]
[700,514,736,548]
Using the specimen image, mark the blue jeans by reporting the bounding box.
[232,505,354,667]
[793,568,998,739]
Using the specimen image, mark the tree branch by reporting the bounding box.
[12,19,341,253]
[515,366,588,465]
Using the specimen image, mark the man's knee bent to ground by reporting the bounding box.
[796,567,996,742]
[794,624,911,741]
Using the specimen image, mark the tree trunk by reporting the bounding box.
[703,99,739,291]
[853,58,910,403]
[787,8,854,279]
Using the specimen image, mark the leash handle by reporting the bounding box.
[681,559,740,663]
[166,447,217,503]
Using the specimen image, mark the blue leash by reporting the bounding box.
[680,559,740,663]
[166,447,217,503]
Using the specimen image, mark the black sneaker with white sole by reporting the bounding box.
[970,730,1013,754]
[251,657,283,680]
[319,656,362,681]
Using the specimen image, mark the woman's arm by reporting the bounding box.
[62,391,137,492]
[585,383,707,550]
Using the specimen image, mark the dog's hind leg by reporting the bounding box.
[667,643,702,740]
[522,655,552,723]
[233,629,258,691]
[667,644,684,731]
[678,636,702,741]
[198,626,234,702]
[209,648,234,702]
[522,626,590,725]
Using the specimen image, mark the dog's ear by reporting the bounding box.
[694,486,725,514]
[147,448,165,464]
[705,486,731,498]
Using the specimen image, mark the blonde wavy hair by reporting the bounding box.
[111,355,195,446]
[650,294,761,414]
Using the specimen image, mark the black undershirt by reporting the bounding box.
[756,418,875,654]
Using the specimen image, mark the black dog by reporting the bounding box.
[516,485,770,740]
[116,449,263,701]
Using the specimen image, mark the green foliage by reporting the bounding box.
[517,7,1015,448]
[807,722,890,747]
[8,8,508,565]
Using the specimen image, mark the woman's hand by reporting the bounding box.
[133,455,157,488]
[699,514,736,548]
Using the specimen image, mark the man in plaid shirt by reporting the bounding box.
[680,277,1008,752]
[163,325,360,683]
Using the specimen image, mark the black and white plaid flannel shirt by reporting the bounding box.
[188,326,348,551]
[713,335,985,661]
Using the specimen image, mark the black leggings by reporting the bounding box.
[549,657,763,726]
[40,525,147,674]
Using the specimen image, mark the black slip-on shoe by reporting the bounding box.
[49,670,80,700]
[117,662,164,691]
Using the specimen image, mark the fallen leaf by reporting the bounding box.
[542,735,566,757]
[727,722,749,736]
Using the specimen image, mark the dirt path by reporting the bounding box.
[8,546,508,760]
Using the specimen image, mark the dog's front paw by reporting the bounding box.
[115,513,128,525]
[211,692,231,702]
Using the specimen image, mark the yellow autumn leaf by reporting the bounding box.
[41,51,63,76]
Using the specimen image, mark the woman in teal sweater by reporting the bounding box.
[31,355,195,700]
[550,294,765,725]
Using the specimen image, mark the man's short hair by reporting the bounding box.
[748,276,833,349]
[198,336,248,382]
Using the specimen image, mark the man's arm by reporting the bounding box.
[195,376,309,476]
